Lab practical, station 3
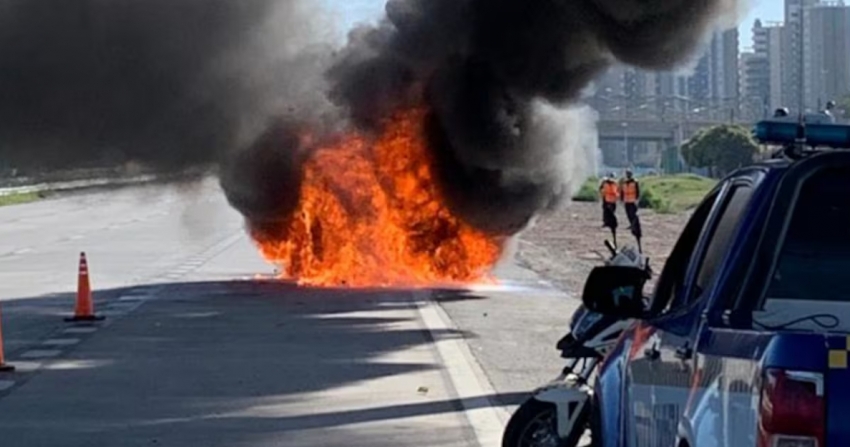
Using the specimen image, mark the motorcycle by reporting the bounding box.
[501,241,651,447]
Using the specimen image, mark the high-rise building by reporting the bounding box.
[784,0,820,112]
[655,72,688,98]
[687,54,712,100]
[687,28,740,111]
[591,28,738,120]
[720,28,741,101]
[746,20,786,114]
[740,51,764,100]
[588,64,623,117]
[803,2,850,111]
[624,68,657,100]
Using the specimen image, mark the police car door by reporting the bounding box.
[625,188,725,447]
[680,178,759,447]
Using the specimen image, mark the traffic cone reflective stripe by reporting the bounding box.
[0,306,14,372]
[66,252,104,322]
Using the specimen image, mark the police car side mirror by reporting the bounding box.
[581,266,648,319]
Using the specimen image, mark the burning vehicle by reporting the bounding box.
[0,0,748,287]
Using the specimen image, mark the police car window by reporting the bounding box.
[766,167,850,302]
[688,184,753,303]
[649,190,719,315]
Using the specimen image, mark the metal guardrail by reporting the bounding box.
[0,174,160,197]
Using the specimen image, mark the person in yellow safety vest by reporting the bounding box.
[621,169,641,229]
[599,173,619,230]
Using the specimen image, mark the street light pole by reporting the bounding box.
[621,122,629,167]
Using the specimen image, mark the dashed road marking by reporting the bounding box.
[10,361,43,373]
[20,350,63,359]
[109,301,142,309]
[63,327,98,334]
[42,338,81,347]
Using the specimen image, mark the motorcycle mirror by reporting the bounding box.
[581,265,647,319]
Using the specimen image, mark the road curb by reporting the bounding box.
[413,292,511,447]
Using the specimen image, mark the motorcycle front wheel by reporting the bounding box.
[502,398,589,447]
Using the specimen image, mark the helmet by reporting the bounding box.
[773,107,790,118]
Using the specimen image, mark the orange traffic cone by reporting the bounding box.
[65,252,105,322]
[0,306,14,372]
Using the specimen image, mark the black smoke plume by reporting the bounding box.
[0,0,327,173]
[0,0,744,237]
[227,0,745,236]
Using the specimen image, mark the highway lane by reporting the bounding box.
[0,178,253,359]
[0,179,582,446]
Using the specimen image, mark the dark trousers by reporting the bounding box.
[625,202,638,226]
[602,202,617,229]
[625,202,642,239]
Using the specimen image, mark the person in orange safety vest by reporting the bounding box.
[620,169,644,250]
[620,169,640,228]
[599,173,619,231]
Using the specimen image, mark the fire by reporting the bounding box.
[251,108,505,287]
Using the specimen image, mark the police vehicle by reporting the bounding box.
[583,110,850,447]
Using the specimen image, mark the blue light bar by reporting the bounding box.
[754,120,800,143]
[754,120,850,148]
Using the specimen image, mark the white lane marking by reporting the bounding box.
[42,338,81,347]
[119,295,149,302]
[107,305,141,315]
[45,359,112,370]
[110,301,142,309]
[414,294,509,447]
[0,380,14,391]
[9,361,42,373]
[20,350,63,359]
[12,248,33,255]
[63,327,98,334]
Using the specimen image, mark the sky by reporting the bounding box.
[739,0,785,50]
[322,0,383,41]
[325,0,786,51]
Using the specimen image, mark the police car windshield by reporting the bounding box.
[766,166,850,302]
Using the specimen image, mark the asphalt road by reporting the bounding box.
[0,179,581,447]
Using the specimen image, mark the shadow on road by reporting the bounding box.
[0,280,515,446]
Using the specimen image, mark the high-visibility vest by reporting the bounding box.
[600,181,619,203]
[622,180,639,203]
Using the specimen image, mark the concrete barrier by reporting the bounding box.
[0,175,160,197]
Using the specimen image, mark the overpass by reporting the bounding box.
[597,119,754,145]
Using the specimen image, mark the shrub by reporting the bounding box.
[572,177,599,202]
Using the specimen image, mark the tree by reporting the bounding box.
[680,124,760,177]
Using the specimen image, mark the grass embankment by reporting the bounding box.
[0,192,46,207]
[572,174,717,213]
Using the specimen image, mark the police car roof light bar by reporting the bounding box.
[754,120,850,150]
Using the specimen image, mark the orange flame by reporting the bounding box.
[251,108,505,287]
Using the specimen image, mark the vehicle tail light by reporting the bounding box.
[758,368,825,447]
